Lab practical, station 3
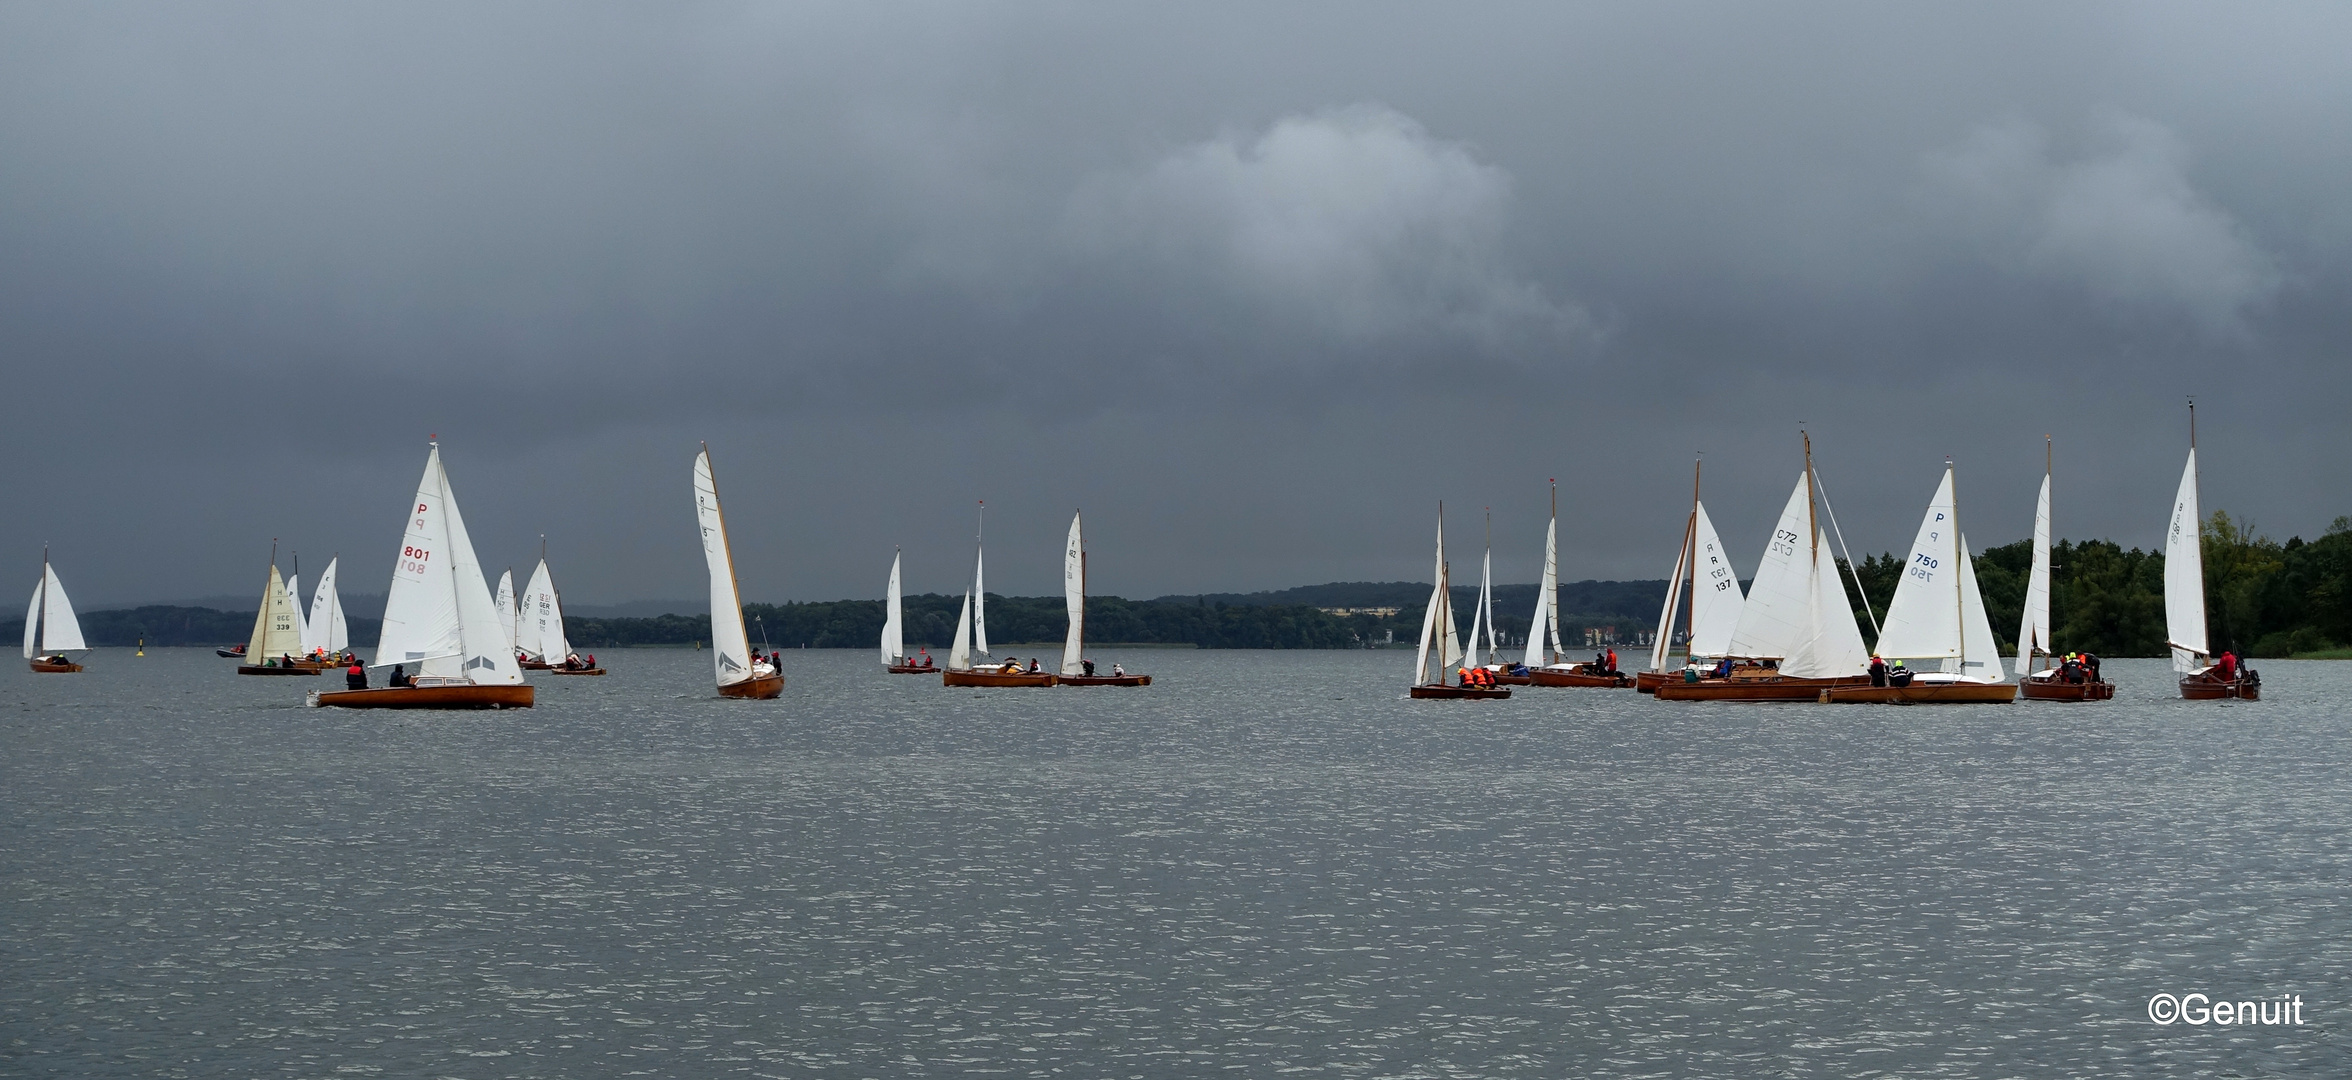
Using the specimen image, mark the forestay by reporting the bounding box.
[693,448,756,688]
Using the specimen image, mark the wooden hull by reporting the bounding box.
[1529,666,1633,688]
[2180,673,2259,700]
[943,669,1059,687]
[886,662,939,674]
[237,664,318,676]
[718,674,785,699]
[2020,676,2116,701]
[1654,673,1872,701]
[30,660,82,673]
[1410,683,1512,699]
[1060,674,1152,686]
[1821,681,2019,704]
[517,658,554,670]
[1634,669,1671,694]
[1491,672,1534,685]
[549,667,605,676]
[309,684,535,709]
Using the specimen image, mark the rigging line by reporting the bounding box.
[1809,465,1884,641]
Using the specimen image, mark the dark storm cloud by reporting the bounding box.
[3,3,2346,607]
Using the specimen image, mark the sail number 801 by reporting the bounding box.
[402,545,433,574]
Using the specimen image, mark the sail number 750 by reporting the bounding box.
[1909,553,1938,582]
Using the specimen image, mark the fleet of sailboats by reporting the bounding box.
[24,549,87,673]
[695,445,782,699]
[943,502,1055,686]
[311,441,533,709]
[1410,505,1508,699]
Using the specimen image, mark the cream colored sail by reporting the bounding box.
[374,445,521,684]
[495,569,517,656]
[881,551,905,664]
[24,558,87,656]
[1061,513,1085,676]
[246,563,305,660]
[2017,473,2053,677]
[693,447,758,687]
[2164,448,2206,672]
[947,591,974,670]
[1526,509,1559,667]
[523,559,569,664]
[1726,473,1817,664]
[309,558,349,655]
[1687,503,1744,658]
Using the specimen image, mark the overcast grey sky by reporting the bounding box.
[6,2,2347,607]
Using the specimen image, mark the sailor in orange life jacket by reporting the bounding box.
[1606,647,1617,674]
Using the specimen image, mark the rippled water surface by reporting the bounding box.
[5,649,2350,1077]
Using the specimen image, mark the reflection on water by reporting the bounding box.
[4,649,2347,1076]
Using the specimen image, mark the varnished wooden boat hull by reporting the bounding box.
[943,669,1058,687]
[1060,674,1152,686]
[30,660,82,673]
[1654,673,1871,701]
[2180,673,2258,700]
[549,667,605,676]
[2020,676,2115,701]
[310,684,536,709]
[237,664,318,676]
[718,674,785,699]
[1634,670,1673,694]
[1529,666,1633,688]
[1491,672,1534,685]
[1820,681,2019,704]
[1410,684,1512,699]
[518,658,555,670]
[886,663,939,674]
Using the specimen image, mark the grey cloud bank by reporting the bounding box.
[3,3,2345,607]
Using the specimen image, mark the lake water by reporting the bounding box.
[4,649,2348,1077]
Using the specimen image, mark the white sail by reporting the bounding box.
[2017,473,2053,677]
[1725,473,1817,663]
[1526,511,1558,667]
[693,448,757,687]
[1955,537,2003,680]
[2164,448,2206,671]
[1872,469,1965,662]
[495,569,517,656]
[1648,525,1690,671]
[1786,527,1869,679]
[1469,546,1496,667]
[246,563,305,660]
[285,572,309,650]
[948,590,973,670]
[523,559,569,664]
[881,551,905,664]
[972,546,989,658]
[1687,502,1744,658]
[310,558,349,655]
[25,561,86,655]
[1060,513,1085,676]
[372,446,518,683]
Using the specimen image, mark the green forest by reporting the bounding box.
[15,513,2349,657]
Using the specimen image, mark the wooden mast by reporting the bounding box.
[1681,455,1702,657]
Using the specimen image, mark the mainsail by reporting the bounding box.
[372,444,521,683]
[307,557,349,655]
[1725,473,1819,664]
[693,447,757,688]
[2163,448,2207,672]
[22,557,86,657]
[881,551,905,664]
[495,569,517,656]
[1870,468,2001,679]
[1524,497,1560,667]
[2016,471,2053,677]
[1060,513,1085,677]
[973,546,989,658]
[246,562,305,660]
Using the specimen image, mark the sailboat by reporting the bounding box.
[1655,434,1871,701]
[24,549,88,672]
[1505,483,1565,685]
[2017,439,2114,700]
[1821,462,2017,703]
[237,543,317,675]
[300,556,355,665]
[944,502,1054,686]
[882,549,934,673]
[1057,511,1152,686]
[1636,460,1748,693]
[1459,511,1505,671]
[2169,405,2259,700]
[1411,504,1509,699]
[285,558,308,660]
[310,440,533,709]
[517,546,601,675]
[691,445,782,699]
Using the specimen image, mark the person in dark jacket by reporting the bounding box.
[345,662,367,690]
